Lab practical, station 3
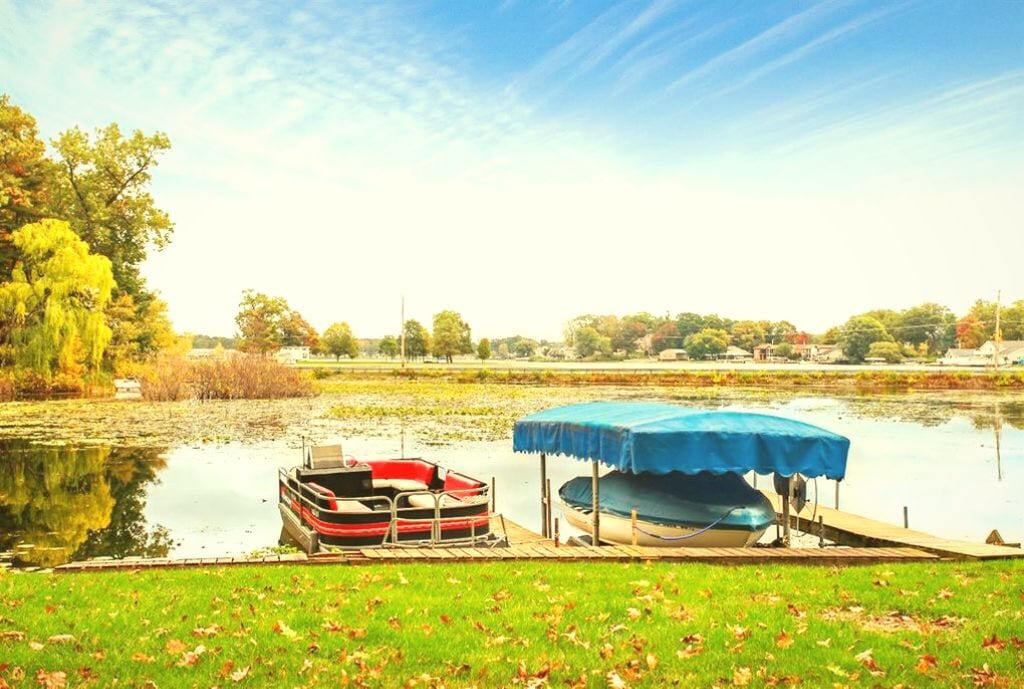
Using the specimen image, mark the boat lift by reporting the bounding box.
[514,402,850,547]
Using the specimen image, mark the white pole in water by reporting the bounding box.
[400,295,406,369]
[993,289,1001,370]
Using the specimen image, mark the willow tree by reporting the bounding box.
[0,219,115,376]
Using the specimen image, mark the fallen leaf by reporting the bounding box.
[165,639,187,655]
[981,634,1006,652]
[915,654,938,674]
[272,620,298,639]
[775,631,793,649]
[606,669,627,688]
[231,665,250,682]
[46,634,75,645]
[645,653,657,671]
[732,667,752,686]
[29,641,45,651]
[0,631,25,642]
[34,670,66,689]
[175,644,206,667]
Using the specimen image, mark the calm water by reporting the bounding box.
[2,395,1021,567]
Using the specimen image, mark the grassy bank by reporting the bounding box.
[1,560,1022,687]
[317,365,1024,392]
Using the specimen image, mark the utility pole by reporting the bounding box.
[400,295,406,369]
[993,290,1002,370]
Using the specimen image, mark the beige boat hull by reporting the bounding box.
[562,502,769,548]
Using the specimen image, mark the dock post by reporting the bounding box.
[631,509,638,546]
[491,476,496,512]
[781,477,791,546]
[591,461,601,546]
[545,478,553,539]
[553,518,560,547]
[540,453,548,538]
[903,506,909,529]
[818,515,824,548]
[835,481,840,510]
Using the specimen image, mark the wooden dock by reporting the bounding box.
[763,493,1024,561]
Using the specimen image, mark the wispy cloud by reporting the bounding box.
[666,1,849,93]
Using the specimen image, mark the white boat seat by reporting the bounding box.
[407,492,465,509]
[373,478,429,492]
[335,499,372,513]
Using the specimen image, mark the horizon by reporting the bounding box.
[2,1,1022,341]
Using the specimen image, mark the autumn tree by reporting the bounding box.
[321,322,359,360]
[730,320,767,351]
[280,309,319,351]
[1,95,52,277]
[231,292,315,355]
[402,320,430,359]
[650,322,681,353]
[432,310,472,363]
[683,328,729,360]
[378,335,398,359]
[956,313,987,349]
[0,219,114,377]
[477,338,491,361]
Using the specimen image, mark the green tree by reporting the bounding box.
[674,312,705,340]
[729,320,767,351]
[432,310,471,363]
[477,338,491,361]
[402,319,430,359]
[104,293,176,366]
[774,342,794,360]
[839,315,893,363]
[321,322,359,360]
[1,95,53,276]
[897,303,955,355]
[378,335,398,359]
[574,326,612,358]
[514,338,538,358]
[47,123,172,299]
[683,328,729,360]
[866,341,903,363]
[0,219,114,376]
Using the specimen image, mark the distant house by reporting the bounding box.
[939,341,1024,367]
[753,344,774,361]
[976,340,1024,366]
[721,346,753,361]
[658,348,688,361]
[275,346,311,364]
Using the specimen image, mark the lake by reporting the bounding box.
[2,393,1021,567]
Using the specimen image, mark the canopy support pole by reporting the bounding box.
[591,461,601,546]
[782,477,792,547]
[540,453,548,538]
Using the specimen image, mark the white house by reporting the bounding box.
[275,346,311,364]
[658,348,688,361]
[939,340,1024,366]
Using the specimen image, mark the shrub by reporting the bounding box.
[138,354,313,401]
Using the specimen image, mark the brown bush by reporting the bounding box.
[139,354,313,401]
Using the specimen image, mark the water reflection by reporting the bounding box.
[0,442,172,567]
[1,391,1021,566]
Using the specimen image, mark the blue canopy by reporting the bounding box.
[513,402,850,480]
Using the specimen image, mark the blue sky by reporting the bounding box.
[1,1,1022,339]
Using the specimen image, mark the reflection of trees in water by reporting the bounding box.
[0,442,171,567]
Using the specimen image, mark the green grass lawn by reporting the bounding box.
[2,560,1022,688]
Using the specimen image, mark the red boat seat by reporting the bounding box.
[443,472,483,497]
[366,459,436,484]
